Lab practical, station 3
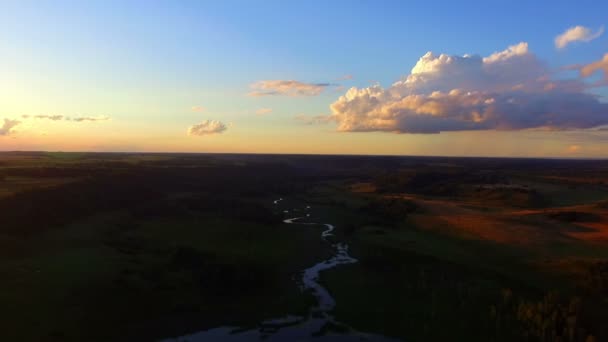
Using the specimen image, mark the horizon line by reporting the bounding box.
[1,150,606,161]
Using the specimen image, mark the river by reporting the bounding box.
[163,198,400,341]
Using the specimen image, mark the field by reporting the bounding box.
[1,152,607,341]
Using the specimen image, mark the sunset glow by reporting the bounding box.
[1,1,607,157]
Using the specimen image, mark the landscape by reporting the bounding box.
[2,1,608,341]
[1,152,607,341]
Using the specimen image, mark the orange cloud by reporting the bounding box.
[248,80,331,96]
[555,25,604,49]
[336,74,354,81]
[188,120,227,136]
[255,108,273,115]
[581,53,608,81]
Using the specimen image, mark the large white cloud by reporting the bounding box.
[330,43,608,134]
[555,25,604,49]
[188,120,227,136]
[0,119,20,136]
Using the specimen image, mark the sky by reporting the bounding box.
[1,0,608,157]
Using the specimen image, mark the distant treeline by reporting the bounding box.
[373,168,509,195]
[0,162,310,236]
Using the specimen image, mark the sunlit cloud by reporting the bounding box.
[191,106,205,113]
[294,114,334,125]
[555,25,604,49]
[581,53,608,81]
[248,80,332,96]
[329,43,608,134]
[255,108,273,115]
[188,120,227,136]
[0,118,20,136]
[336,74,354,81]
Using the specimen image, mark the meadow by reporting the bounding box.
[1,152,607,341]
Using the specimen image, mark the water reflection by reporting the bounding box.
[163,199,401,341]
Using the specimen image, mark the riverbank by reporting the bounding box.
[164,199,399,341]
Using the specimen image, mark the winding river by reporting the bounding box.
[164,198,399,341]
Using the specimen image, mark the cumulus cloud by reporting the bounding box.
[248,80,331,96]
[0,119,20,136]
[255,108,273,115]
[330,43,608,134]
[555,25,604,49]
[191,106,205,112]
[188,120,227,136]
[581,53,608,81]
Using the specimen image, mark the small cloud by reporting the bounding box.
[191,106,205,113]
[255,108,273,115]
[336,74,354,81]
[580,53,608,81]
[34,114,65,121]
[555,25,604,49]
[22,114,110,122]
[188,120,227,136]
[248,80,332,97]
[71,115,110,122]
[565,145,582,153]
[294,114,334,125]
[0,118,20,136]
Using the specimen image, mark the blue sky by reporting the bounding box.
[1,1,607,156]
